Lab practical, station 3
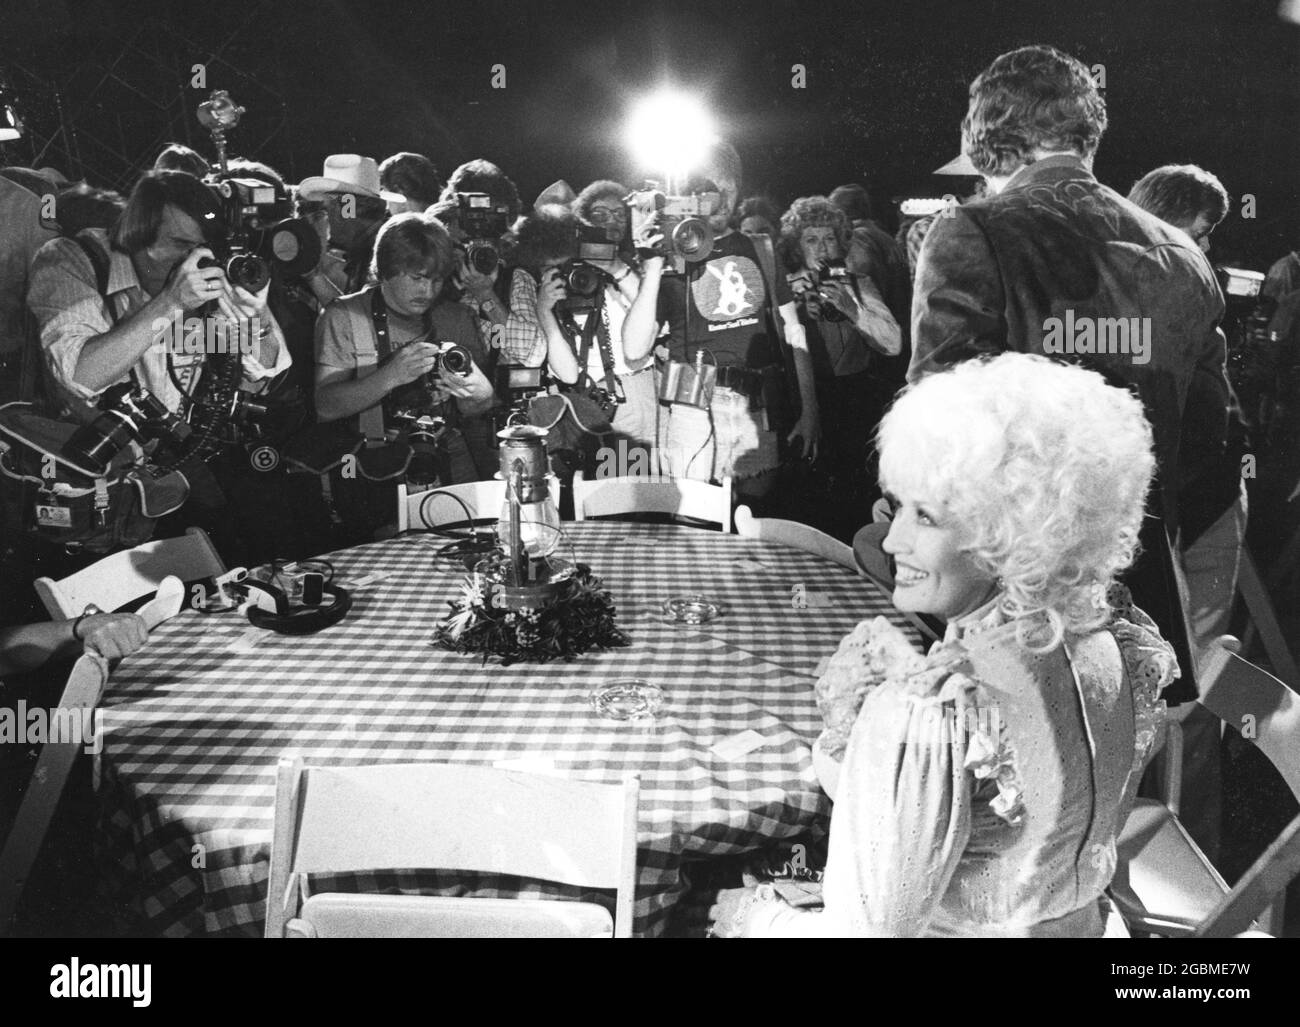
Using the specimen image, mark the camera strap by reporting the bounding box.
[347,286,391,445]
[556,293,622,404]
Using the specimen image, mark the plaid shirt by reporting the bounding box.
[461,269,547,366]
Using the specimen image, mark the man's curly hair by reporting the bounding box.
[878,353,1154,651]
[962,45,1108,178]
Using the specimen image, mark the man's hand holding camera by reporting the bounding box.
[380,341,443,389]
[455,250,499,304]
[380,341,493,409]
[163,247,227,312]
[631,214,666,269]
[536,267,568,315]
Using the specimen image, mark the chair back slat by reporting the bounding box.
[734,505,854,569]
[33,527,224,618]
[290,763,634,888]
[0,653,109,934]
[1198,645,1300,804]
[1195,814,1300,938]
[573,473,731,531]
[398,478,561,531]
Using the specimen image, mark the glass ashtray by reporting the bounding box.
[588,680,666,722]
[662,594,721,625]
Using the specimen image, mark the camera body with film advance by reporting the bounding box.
[557,224,621,312]
[199,174,323,294]
[790,259,852,322]
[626,182,720,267]
[385,341,476,422]
[456,192,512,276]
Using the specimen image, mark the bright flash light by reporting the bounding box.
[625,89,717,187]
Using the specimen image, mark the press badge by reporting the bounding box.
[36,503,73,528]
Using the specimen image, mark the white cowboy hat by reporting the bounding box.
[297,154,382,200]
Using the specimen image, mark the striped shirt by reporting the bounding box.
[27,229,291,416]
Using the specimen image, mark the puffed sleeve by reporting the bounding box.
[1105,585,1175,815]
[751,672,981,936]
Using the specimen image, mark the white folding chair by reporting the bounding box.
[33,526,225,619]
[571,471,732,531]
[0,653,108,936]
[1236,549,1300,689]
[1114,642,1300,936]
[265,757,640,938]
[733,504,855,570]
[396,478,561,532]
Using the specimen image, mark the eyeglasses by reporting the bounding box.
[588,205,628,224]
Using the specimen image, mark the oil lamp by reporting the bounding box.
[493,425,566,609]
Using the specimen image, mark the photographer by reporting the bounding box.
[431,160,524,358]
[779,195,901,535]
[297,155,390,294]
[623,141,819,502]
[313,212,495,539]
[28,169,289,423]
[378,151,442,216]
[513,206,656,474]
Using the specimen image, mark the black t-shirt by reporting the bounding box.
[656,230,793,369]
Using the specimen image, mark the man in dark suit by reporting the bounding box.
[910,45,1231,702]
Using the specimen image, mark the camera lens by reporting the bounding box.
[468,242,500,276]
[227,253,270,293]
[566,263,600,297]
[439,344,473,376]
[62,413,139,474]
[672,218,714,263]
[266,219,322,278]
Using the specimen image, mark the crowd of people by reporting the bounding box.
[0,41,1296,936]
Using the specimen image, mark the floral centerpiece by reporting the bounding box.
[433,556,628,666]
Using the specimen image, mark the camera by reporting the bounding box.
[62,382,194,474]
[816,258,850,285]
[430,343,474,378]
[200,174,323,293]
[789,260,851,322]
[553,225,620,312]
[626,182,719,264]
[456,192,511,275]
[189,91,322,295]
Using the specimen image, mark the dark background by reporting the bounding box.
[1,0,1297,266]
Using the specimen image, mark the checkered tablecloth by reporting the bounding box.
[93,521,915,936]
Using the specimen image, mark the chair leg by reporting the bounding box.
[1237,552,1300,687]
[1256,894,1286,937]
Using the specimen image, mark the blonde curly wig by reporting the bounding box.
[878,353,1156,649]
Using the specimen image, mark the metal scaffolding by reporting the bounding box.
[2,5,291,190]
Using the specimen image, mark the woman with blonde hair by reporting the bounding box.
[710,353,1176,937]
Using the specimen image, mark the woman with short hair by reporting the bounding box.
[710,353,1175,937]
[778,195,901,535]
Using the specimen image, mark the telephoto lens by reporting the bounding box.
[61,384,154,473]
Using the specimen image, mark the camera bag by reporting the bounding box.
[0,402,189,553]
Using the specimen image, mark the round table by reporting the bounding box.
[94,521,917,936]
